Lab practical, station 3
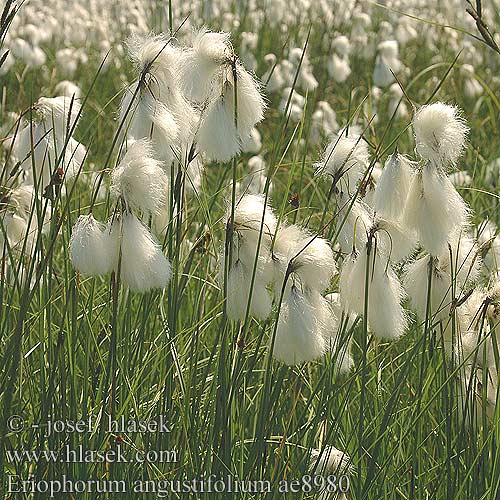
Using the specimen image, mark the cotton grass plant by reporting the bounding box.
[0,1,499,499]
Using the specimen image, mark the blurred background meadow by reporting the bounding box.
[0,0,499,498]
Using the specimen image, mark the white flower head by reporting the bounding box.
[373,152,415,220]
[309,446,351,500]
[273,225,337,294]
[403,255,451,322]
[69,214,116,276]
[225,259,272,320]
[413,103,469,168]
[273,287,329,365]
[335,191,371,254]
[340,245,408,340]
[125,33,180,85]
[197,63,266,163]
[116,212,171,292]
[403,166,469,256]
[180,28,233,102]
[119,82,180,167]
[35,95,81,138]
[315,128,370,191]
[111,139,168,215]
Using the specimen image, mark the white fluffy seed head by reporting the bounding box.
[111,139,168,215]
[273,288,329,365]
[315,129,370,191]
[413,103,469,168]
[340,246,408,340]
[335,191,371,254]
[54,80,82,99]
[180,28,232,102]
[69,215,116,276]
[125,33,180,86]
[36,95,81,138]
[375,217,417,263]
[309,446,351,475]
[119,83,180,167]
[225,260,272,320]
[231,193,277,240]
[196,63,266,163]
[373,152,415,220]
[196,93,241,162]
[367,252,408,340]
[402,166,469,256]
[273,225,337,294]
[403,255,451,321]
[117,213,171,292]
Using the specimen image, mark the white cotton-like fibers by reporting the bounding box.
[402,166,469,256]
[69,215,116,276]
[335,192,371,254]
[118,213,171,292]
[36,96,81,140]
[368,252,408,340]
[119,83,180,167]
[339,251,366,313]
[2,213,30,251]
[309,445,351,475]
[124,34,198,148]
[262,54,285,94]
[232,65,266,139]
[125,33,180,87]
[403,255,450,321]
[388,83,409,119]
[111,139,168,215]
[316,101,338,135]
[288,47,318,92]
[375,217,417,263]
[241,127,262,154]
[225,260,272,320]
[14,96,85,188]
[180,28,232,102]
[54,80,82,99]
[273,287,328,365]
[326,292,357,331]
[438,234,482,287]
[220,193,276,321]
[341,247,408,339]
[327,54,351,83]
[14,123,56,187]
[232,193,277,237]
[241,155,269,194]
[362,165,382,208]
[55,137,87,180]
[290,234,337,291]
[1,186,51,253]
[309,446,351,500]
[273,225,337,294]
[413,103,469,168]
[324,293,354,374]
[373,41,401,87]
[197,94,240,162]
[197,63,266,163]
[9,185,51,233]
[315,130,370,190]
[373,152,415,220]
